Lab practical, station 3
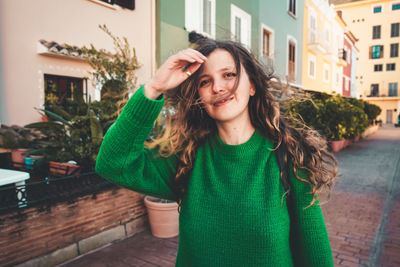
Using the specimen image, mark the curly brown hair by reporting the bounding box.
[147,39,337,210]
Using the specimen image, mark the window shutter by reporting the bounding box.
[369,46,372,59]
[114,0,134,10]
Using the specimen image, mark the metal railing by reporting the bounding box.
[0,172,115,214]
[338,49,347,61]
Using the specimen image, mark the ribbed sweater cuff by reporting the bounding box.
[119,84,164,127]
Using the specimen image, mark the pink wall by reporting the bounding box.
[0,0,155,126]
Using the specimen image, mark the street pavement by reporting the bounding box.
[60,125,400,267]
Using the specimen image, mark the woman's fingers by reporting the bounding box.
[146,48,207,95]
[173,49,207,65]
[180,50,205,63]
[185,62,202,75]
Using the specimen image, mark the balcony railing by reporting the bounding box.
[0,172,115,214]
[338,49,347,61]
[337,48,348,66]
[308,29,329,54]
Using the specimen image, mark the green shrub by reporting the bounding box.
[289,94,375,141]
[364,102,382,124]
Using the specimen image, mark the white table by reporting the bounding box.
[0,168,30,208]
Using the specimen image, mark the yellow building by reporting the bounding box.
[302,0,348,95]
[333,0,400,124]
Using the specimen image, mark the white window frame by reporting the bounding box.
[185,0,216,38]
[286,35,297,81]
[323,63,330,83]
[308,53,316,79]
[308,7,317,43]
[287,0,297,18]
[260,23,275,59]
[372,4,383,14]
[87,0,119,10]
[231,4,251,48]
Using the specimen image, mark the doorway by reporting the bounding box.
[387,110,393,123]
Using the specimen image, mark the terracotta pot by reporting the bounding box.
[144,196,179,238]
[49,161,80,176]
[11,148,28,168]
[41,115,49,122]
[330,140,345,152]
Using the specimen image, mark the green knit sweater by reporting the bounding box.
[95,85,334,267]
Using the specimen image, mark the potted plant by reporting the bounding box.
[25,103,104,176]
[144,196,179,238]
[0,125,43,169]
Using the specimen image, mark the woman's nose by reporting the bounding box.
[212,79,227,94]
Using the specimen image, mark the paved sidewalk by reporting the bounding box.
[61,125,400,267]
[60,229,178,267]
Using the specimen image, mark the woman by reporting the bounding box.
[95,39,337,266]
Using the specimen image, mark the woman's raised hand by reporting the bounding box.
[144,48,207,99]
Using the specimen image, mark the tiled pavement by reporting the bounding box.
[61,125,400,267]
[61,230,178,267]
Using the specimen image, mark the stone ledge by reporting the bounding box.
[16,216,148,267]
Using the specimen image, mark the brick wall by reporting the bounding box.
[0,187,148,266]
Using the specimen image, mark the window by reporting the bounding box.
[261,25,274,58]
[309,8,317,43]
[391,43,399,57]
[97,0,135,10]
[389,83,398,96]
[323,63,330,83]
[288,0,296,16]
[374,64,383,71]
[373,25,381,39]
[308,54,316,79]
[392,23,400,37]
[373,6,382,13]
[370,45,384,59]
[44,74,85,111]
[371,84,379,96]
[203,0,212,35]
[387,63,396,71]
[231,4,251,48]
[185,0,216,38]
[392,3,400,10]
[288,40,296,81]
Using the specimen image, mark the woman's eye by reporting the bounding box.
[200,80,210,87]
[225,72,237,78]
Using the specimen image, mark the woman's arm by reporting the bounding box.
[289,167,334,267]
[96,48,206,200]
[95,85,178,201]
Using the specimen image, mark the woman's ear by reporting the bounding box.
[250,85,256,96]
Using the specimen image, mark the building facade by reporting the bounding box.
[333,0,400,124]
[157,0,304,87]
[0,0,155,126]
[302,0,349,95]
[342,31,358,97]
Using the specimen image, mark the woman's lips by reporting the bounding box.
[213,96,234,107]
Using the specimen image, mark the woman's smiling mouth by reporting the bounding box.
[213,96,234,107]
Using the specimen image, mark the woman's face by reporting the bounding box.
[197,49,255,125]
